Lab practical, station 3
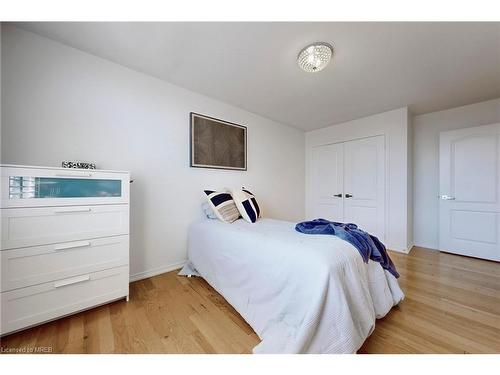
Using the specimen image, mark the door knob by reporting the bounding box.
[333,193,342,198]
[440,195,455,200]
[345,194,353,198]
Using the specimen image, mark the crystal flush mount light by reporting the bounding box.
[297,42,333,73]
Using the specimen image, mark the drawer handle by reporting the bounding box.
[54,274,91,288]
[54,208,92,214]
[54,241,91,251]
[54,172,93,177]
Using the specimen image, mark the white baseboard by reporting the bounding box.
[388,244,410,253]
[407,243,414,254]
[404,241,415,254]
[412,242,439,251]
[389,241,417,254]
[129,260,187,283]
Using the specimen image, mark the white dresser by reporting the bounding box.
[0,164,130,335]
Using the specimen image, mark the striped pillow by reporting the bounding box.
[231,188,261,223]
[204,190,240,223]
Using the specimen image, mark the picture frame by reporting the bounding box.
[190,112,247,171]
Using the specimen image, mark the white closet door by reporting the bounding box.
[310,143,344,222]
[343,136,386,240]
[439,123,500,261]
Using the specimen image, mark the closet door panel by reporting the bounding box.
[310,143,344,222]
[343,136,386,240]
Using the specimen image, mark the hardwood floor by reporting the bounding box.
[359,247,500,353]
[1,247,499,354]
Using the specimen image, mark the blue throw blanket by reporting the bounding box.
[295,219,399,278]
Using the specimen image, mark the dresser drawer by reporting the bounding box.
[1,266,129,335]
[1,204,129,250]
[1,166,129,208]
[1,235,129,292]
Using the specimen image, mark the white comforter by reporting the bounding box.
[186,218,404,354]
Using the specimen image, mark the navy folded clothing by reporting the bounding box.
[295,219,399,278]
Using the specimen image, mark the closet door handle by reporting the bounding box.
[333,194,343,198]
[345,194,353,198]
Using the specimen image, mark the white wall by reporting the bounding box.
[0,25,305,280]
[0,24,2,155]
[305,107,411,252]
[407,110,413,249]
[412,98,500,249]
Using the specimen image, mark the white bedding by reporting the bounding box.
[185,218,404,354]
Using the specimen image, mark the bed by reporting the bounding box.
[184,218,404,354]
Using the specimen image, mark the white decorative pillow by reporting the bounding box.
[204,190,240,223]
[230,187,261,223]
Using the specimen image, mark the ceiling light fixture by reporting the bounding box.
[297,42,333,73]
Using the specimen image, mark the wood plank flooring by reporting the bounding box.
[1,247,499,354]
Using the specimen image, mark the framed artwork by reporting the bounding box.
[190,112,247,170]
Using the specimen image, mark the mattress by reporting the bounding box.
[186,218,404,354]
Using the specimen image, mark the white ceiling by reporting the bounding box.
[14,22,500,131]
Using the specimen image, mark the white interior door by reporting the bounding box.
[343,136,386,240]
[439,123,500,261]
[310,143,344,222]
